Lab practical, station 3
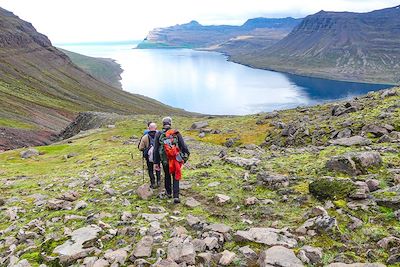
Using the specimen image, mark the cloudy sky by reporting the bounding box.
[1,0,399,43]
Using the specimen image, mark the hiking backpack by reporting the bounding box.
[159,129,181,164]
[145,134,156,162]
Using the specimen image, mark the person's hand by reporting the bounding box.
[154,164,160,171]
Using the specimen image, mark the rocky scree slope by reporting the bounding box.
[0,7,188,151]
[231,6,400,84]
[0,88,399,266]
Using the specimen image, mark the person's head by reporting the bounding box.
[148,122,157,131]
[147,121,153,128]
[162,117,172,128]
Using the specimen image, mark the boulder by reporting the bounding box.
[366,179,380,192]
[258,246,304,267]
[104,248,128,265]
[191,121,209,130]
[58,191,79,202]
[204,236,219,250]
[53,225,102,263]
[350,181,370,200]
[141,213,168,222]
[331,105,357,116]
[223,157,260,169]
[336,128,352,139]
[298,246,323,264]
[234,228,297,248]
[374,185,400,209]
[257,173,289,189]
[167,237,196,264]
[326,263,385,267]
[136,184,153,200]
[132,236,153,258]
[20,148,39,159]
[326,152,382,176]
[309,178,356,200]
[219,250,236,266]
[381,89,398,98]
[244,197,259,206]
[205,223,232,234]
[47,199,73,210]
[329,136,371,147]
[362,124,389,137]
[214,194,231,205]
[185,197,201,208]
[264,111,279,119]
[238,246,258,263]
[192,238,206,252]
[153,259,179,267]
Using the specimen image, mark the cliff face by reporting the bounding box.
[0,7,189,151]
[138,18,302,49]
[231,6,400,84]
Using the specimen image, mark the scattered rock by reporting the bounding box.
[75,200,88,210]
[47,199,73,210]
[374,185,400,209]
[104,248,128,265]
[185,197,201,208]
[20,148,39,159]
[132,236,153,258]
[350,181,370,200]
[136,184,153,200]
[205,223,232,234]
[326,152,382,176]
[191,121,209,130]
[86,176,103,187]
[219,250,236,266]
[257,173,290,189]
[53,225,102,263]
[153,259,179,267]
[58,191,79,202]
[362,124,389,137]
[214,194,231,205]
[167,237,196,264]
[238,246,258,263]
[245,197,258,206]
[258,246,304,267]
[234,228,297,248]
[223,157,260,169]
[329,136,371,147]
[141,213,168,222]
[326,263,385,267]
[366,179,380,192]
[298,246,323,265]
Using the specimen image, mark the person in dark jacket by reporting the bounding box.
[154,117,190,203]
[138,122,161,188]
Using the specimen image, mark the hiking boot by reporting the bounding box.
[173,198,181,204]
[166,193,173,199]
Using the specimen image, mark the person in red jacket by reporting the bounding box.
[154,117,190,204]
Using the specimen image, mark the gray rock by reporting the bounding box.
[192,238,206,252]
[136,184,153,200]
[350,181,370,200]
[47,199,73,210]
[238,245,258,263]
[53,225,102,263]
[191,121,209,130]
[10,259,32,267]
[104,248,128,265]
[257,173,289,189]
[205,223,232,234]
[74,200,88,210]
[93,258,111,267]
[219,250,236,266]
[298,246,323,264]
[198,132,206,138]
[374,185,400,209]
[244,197,259,206]
[265,111,279,119]
[381,88,398,98]
[58,191,79,202]
[197,252,212,265]
[258,246,304,267]
[185,197,200,208]
[153,259,179,267]
[86,176,102,187]
[204,236,219,250]
[326,152,382,176]
[133,236,153,258]
[141,213,168,222]
[366,179,380,192]
[377,236,400,250]
[362,124,389,137]
[20,148,39,159]
[167,237,196,264]
[214,194,231,205]
[336,128,352,139]
[326,263,386,267]
[234,228,297,248]
[223,157,260,169]
[329,136,371,147]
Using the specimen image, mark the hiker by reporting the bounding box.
[154,117,190,204]
[138,122,161,188]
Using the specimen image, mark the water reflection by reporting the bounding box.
[57,43,392,115]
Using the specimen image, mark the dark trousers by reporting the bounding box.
[146,159,161,186]
[162,163,179,198]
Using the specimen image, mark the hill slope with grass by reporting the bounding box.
[58,48,123,89]
[0,7,189,151]
[0,87,399,266]
[228,6,400,85]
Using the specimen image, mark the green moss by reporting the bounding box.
[309,178,356,200]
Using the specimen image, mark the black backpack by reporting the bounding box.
[143,134,155,162]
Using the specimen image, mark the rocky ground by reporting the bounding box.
[0,88,399,267]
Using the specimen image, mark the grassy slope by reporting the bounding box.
[59,48,123,89]
[1,89,399,266]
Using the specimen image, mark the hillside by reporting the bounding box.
[0,87,399,266]
[137,18,301,49]
[0,7,189,151]
[59,48,123,89]
[230,6,400,85]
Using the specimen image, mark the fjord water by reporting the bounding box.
[58,42,391,115]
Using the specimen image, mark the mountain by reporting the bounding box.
[137,17,302,49]
[230,6,400,84]
[0,7,189,151]
[59,48,123,89]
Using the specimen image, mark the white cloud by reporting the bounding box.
[1,0,399,43]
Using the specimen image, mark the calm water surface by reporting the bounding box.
[58,42,392,115]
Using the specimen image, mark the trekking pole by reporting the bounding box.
[142,157,145,184]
